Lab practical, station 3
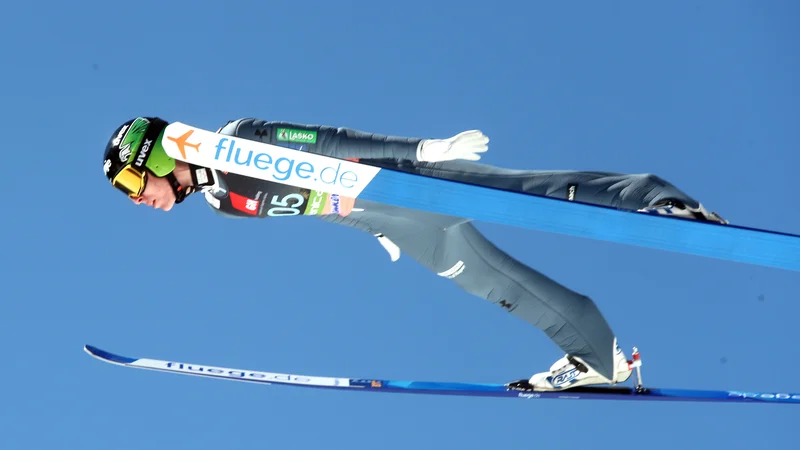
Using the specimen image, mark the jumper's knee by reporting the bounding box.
[626,173,698,207]
[633,173,669,188]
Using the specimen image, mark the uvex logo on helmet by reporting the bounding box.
[133,138,153,169]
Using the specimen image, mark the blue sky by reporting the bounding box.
[2,0,799,448]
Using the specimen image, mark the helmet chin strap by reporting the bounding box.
[166,164,214,204]
[166,171,192,204]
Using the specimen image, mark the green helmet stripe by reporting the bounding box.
[119,118,150,165]
[117,117,176,178]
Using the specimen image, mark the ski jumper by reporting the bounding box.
[202,118,704,380]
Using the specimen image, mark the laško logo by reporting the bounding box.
[277,128,317,144]
[135,139,153,167]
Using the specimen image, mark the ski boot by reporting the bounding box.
[507,339,636,392]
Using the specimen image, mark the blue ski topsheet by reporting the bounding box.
[84,345,800,405]
[358,168,800,272]
[160,122,800,272]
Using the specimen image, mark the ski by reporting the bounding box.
[84,345,800,405]
[159,122,800,272]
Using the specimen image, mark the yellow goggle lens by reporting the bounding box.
[112,166,146,197]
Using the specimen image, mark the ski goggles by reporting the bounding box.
[111,165,148,198]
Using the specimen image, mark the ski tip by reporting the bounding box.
[84,345,137,365]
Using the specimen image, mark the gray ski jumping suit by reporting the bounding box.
[200,118,706,380]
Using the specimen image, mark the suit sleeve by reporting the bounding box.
[217,118,423,161]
